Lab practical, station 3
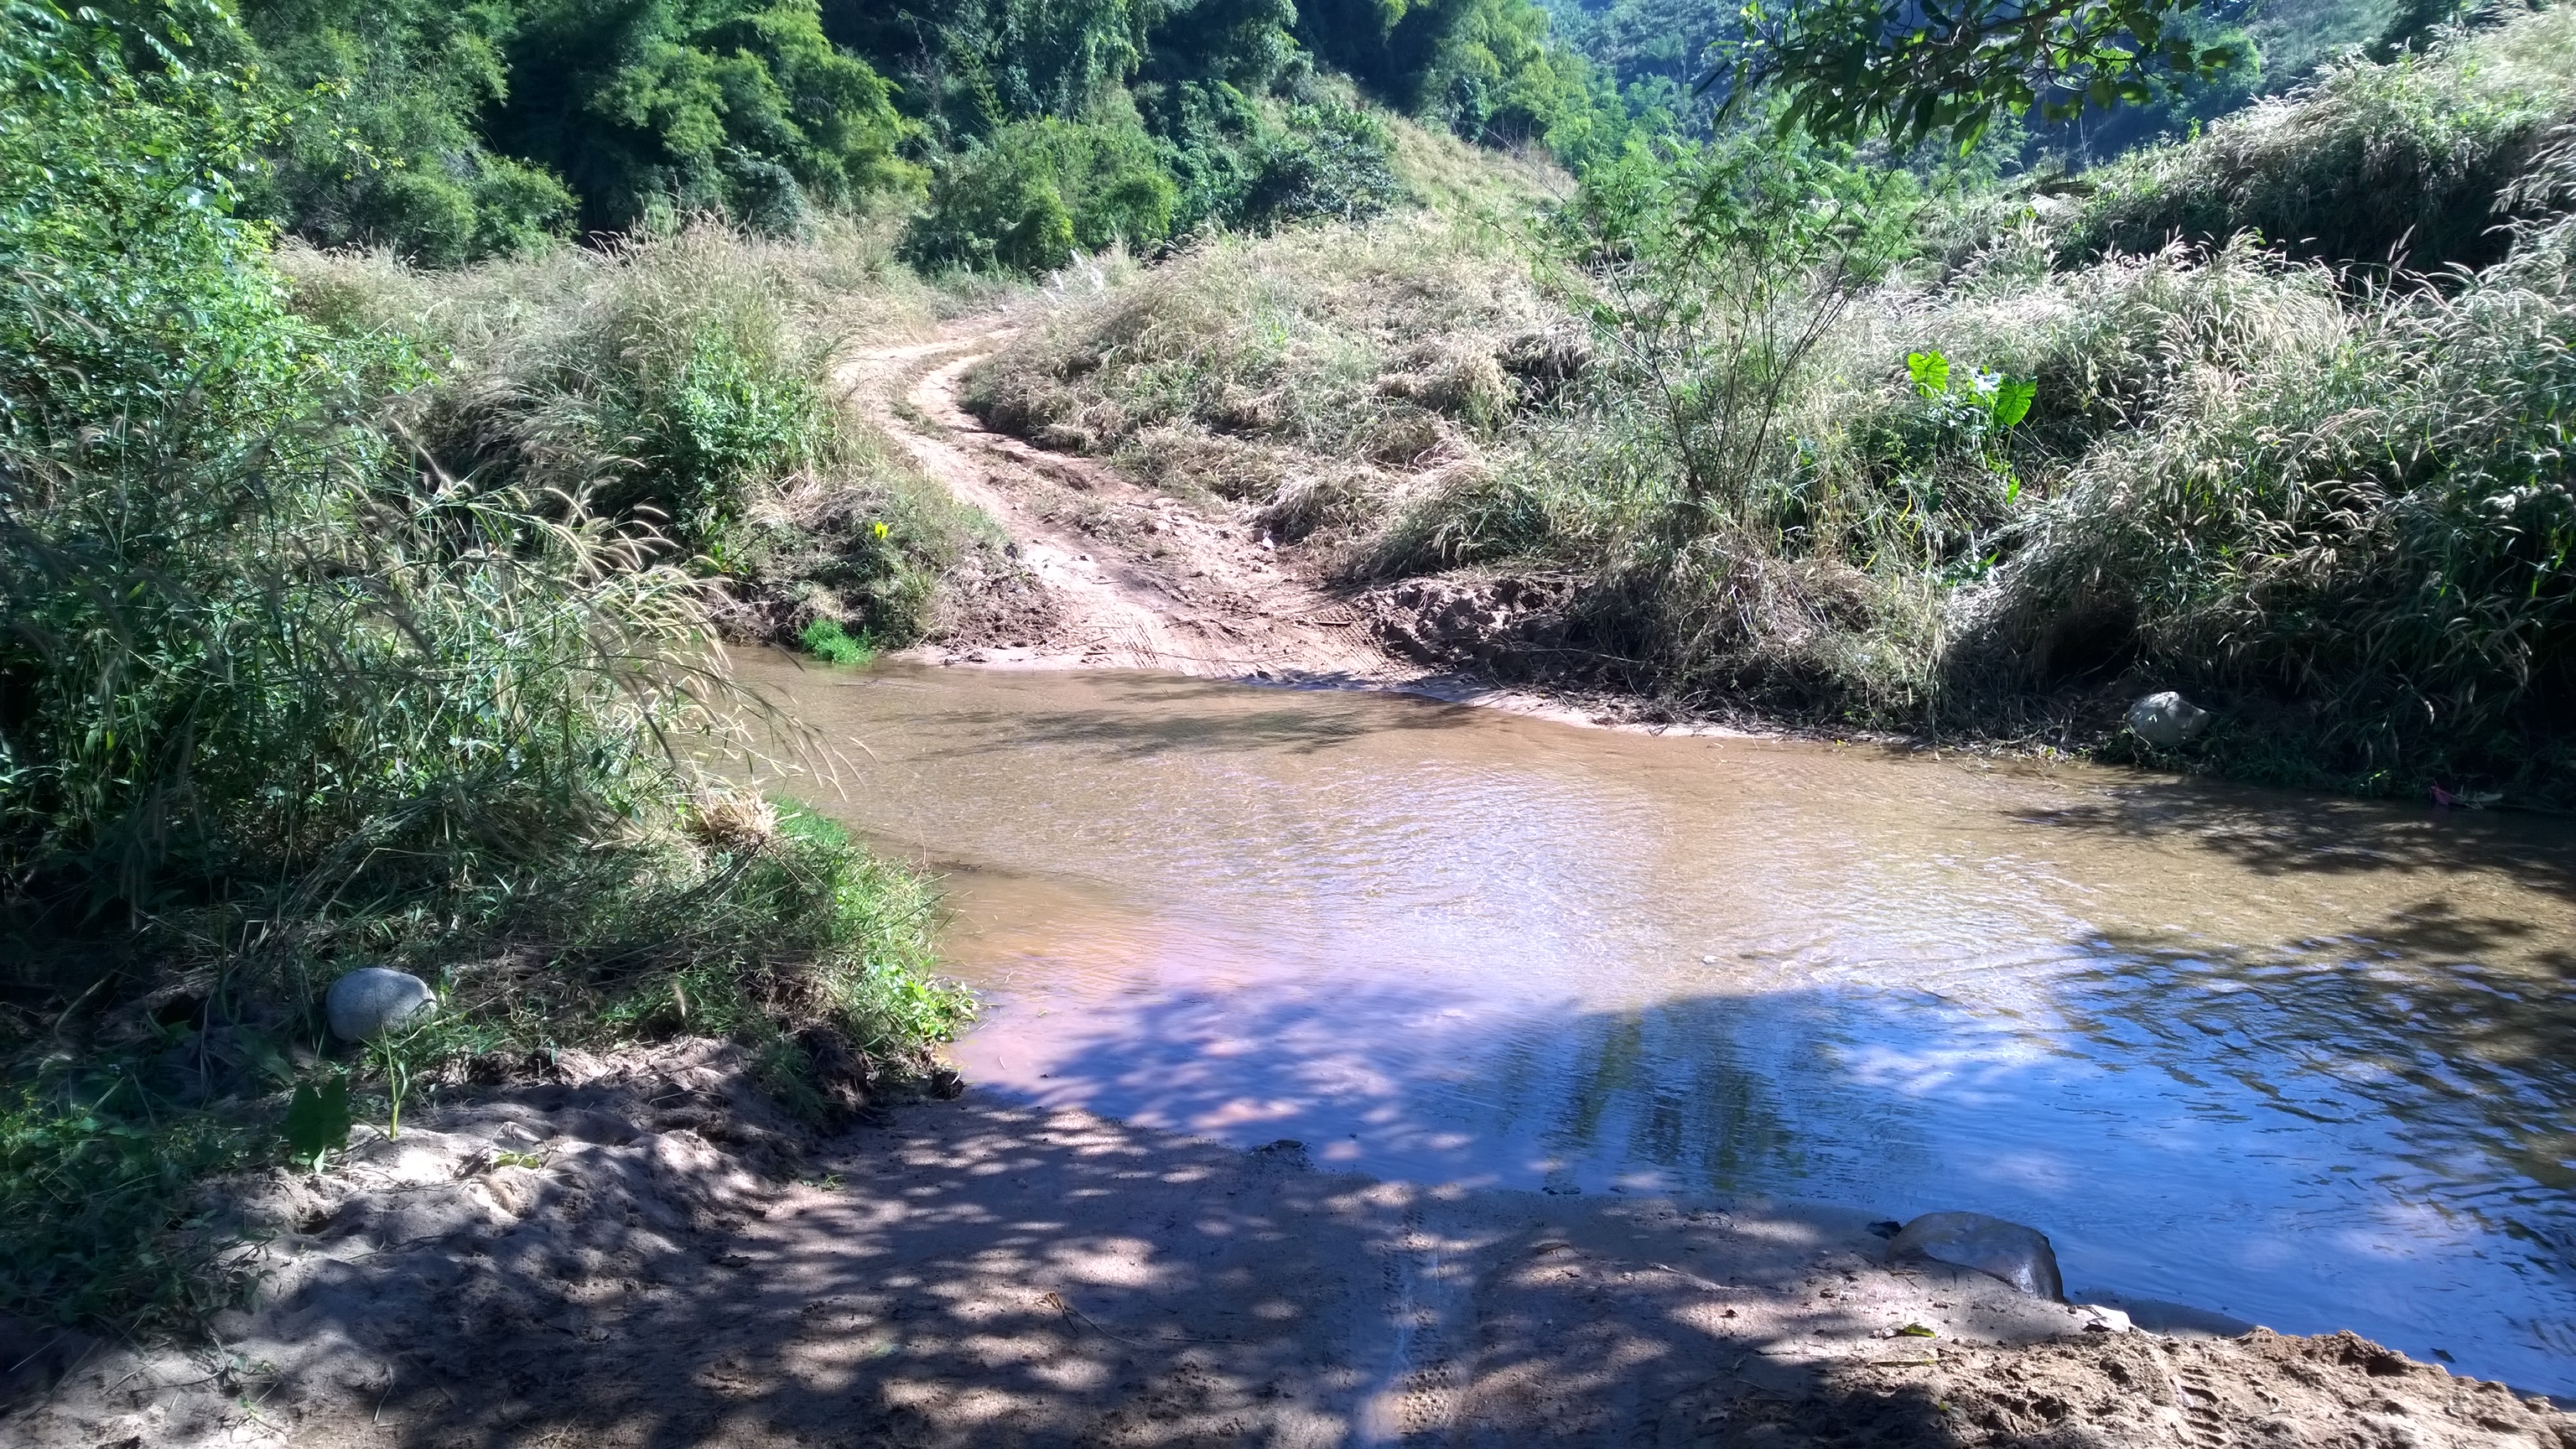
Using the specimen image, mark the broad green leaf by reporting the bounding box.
[1907,350,1950,397]
[283,1076,350,1163]
[1993,377,2036,427]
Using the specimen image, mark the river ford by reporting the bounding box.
[738,654,2576,1398]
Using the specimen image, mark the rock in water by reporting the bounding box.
[2127,690,2210,746]
[326,968,435,1042]
[1887,1211,2066,1301]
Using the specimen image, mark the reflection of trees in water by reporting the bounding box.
[1454,896,2574,1256]
[2009,775,2576,1236]
[1476,994,1941,1197]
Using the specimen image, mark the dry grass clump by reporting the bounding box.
[1380,113,1576,220]
[2064,5,2576,273]
[1958,210,2576,792]
[1484,210,2574,787]
[280,225,996,647]
[1883,235,2350,449]
[967,214,1584,545]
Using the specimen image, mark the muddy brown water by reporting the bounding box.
[737,653,2576,1395]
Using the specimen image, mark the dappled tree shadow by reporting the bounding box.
[39,883,2576,1445]
[2004,777,2576,899]
[262,1086,1958,1449]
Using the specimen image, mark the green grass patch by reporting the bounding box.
[798,617,876,666]
[0,1085,260,1333]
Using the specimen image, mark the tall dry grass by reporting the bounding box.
[966,13,2576,796]
[968,214,1584,545]
[2063,5,2576,273]
[280,223,1000,647]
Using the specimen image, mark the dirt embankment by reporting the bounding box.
[9,1043,2568,1447]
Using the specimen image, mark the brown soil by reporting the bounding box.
[840,327,1396,683]
[839,322,1698,732]
[10,1044,2564,1448]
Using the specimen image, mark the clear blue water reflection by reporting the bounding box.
[743,656,2576,1393]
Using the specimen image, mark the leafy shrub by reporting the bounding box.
[490,0,917,236]
[904,116,1182,274]
[1239,96,1409,225]
[834,0,1163,137]
[798,616,872,663]
[1139,78,1406,233]
[0,1089,253,1332]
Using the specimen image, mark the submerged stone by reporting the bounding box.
[2128,690,2211,746]
[1887,1211,2065,1301]
[326,967,435,1042]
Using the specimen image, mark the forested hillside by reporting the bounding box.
[1535,0,2482,157]
[226,0,1635,267]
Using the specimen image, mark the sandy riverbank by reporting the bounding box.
[8,1044,2566,1447]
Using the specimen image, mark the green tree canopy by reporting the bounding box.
[1723,0,2244,148]
[497,0,917,236]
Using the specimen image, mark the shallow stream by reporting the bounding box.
[740,654,2576,1394]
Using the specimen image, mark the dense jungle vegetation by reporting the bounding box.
[5,0,2573,1346]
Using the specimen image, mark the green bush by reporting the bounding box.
[3,0,965,1332]
[1240,96,1408,225]
[278,226,980,646]
[0,1089,253,1332]
[242,0,579,263]
[1292,0,1630,164]
[1140,79,1405,233]
[904,116,1182,274]
[347,227,838,556]
[798,616,873,663]
[494,0,917,237]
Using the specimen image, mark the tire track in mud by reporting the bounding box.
[1358,1205,1467,1446]
[838,324,1420,685]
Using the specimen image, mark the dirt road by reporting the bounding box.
[840,325,1411,683]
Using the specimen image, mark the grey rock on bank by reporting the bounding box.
[2127,690,2211,747]
[1887,1210,2066,1301]
[325,968,435,1042]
